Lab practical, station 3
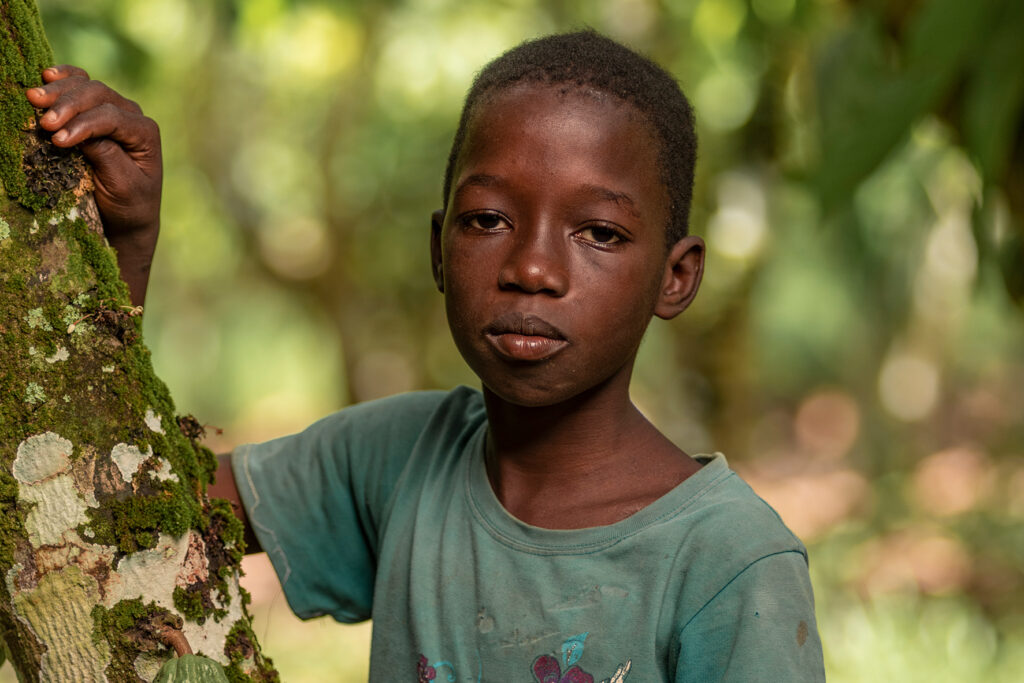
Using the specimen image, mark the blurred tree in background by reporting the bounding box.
[16,0,1024,680]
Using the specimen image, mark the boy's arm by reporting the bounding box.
[26,65,162,307]
[208,454,263,554]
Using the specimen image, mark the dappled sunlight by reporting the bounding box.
[692,0,747,47]
[794,390,861,461]
[256,214,333,281]
[877,349,940,422]
[695,64,759,132]
[909,447,995,518]
[739,460,869,541]
[706,171,768,262]
[374,5,538,119]
[854,526,972,597]
[599,0,657,40]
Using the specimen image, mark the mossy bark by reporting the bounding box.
[0,3,276,681]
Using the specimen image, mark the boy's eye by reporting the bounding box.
[463,212,507,231]
[576,225,623,244]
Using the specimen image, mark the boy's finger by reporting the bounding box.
[26,66,91,105]
[42,65,90,82]
[36,81,144,132]
[25,73,89,108]
[51,104,160,163]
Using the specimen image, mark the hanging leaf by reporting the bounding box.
[153,654,231,683]
[962,0,1024,183]
[814,0,996,210]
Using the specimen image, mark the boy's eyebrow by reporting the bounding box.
[455,173,504,193]
[581,184,640,218]
[456,175,641,218]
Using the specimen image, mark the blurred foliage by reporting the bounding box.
[10,0,1022,680]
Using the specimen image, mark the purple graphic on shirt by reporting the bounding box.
[532,653,595,683]
[531,633,632,683]
[417,632,629,682]
[417,655,436,682]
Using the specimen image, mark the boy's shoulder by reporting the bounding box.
[657,455,810,615]
[684,454,802,548]
[672,454,807,562]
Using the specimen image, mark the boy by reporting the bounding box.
[30,31,825,681]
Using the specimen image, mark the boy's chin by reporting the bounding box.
[479,373,627,411]
[480,379,577,410]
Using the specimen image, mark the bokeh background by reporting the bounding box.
[13,0,1024,680]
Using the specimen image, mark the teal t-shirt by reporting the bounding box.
[233,386,825,681]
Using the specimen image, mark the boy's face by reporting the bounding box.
[432,83,704,408]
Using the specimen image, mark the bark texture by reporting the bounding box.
[0,3,276,680]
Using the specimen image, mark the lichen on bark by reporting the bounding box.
[0,3,276,680]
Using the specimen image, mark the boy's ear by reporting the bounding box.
[654,235,705,320]
[430,209,445,293]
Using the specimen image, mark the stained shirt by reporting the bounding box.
[233,386,825,681]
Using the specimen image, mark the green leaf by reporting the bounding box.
[963,0,1024,182]
[814,0,997,210]
[153,654,230,683]
[903,0,994,74]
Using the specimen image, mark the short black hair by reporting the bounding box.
[442,30,697,246]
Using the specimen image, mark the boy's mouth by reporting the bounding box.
[483,313,568,362]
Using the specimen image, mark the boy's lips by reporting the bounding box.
[483,312,568,362]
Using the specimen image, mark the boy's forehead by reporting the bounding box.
[458,84,658,169]
[451,83,670,228]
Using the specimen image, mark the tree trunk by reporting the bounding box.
[0,2,276,680]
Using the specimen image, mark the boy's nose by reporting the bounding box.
[497,228,569,296]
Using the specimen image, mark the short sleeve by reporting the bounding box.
[232,391,448,622]
[674,551,825,682]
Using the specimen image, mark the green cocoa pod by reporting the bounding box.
[152,654,230,683]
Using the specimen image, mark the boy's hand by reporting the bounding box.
[26,65,162,306]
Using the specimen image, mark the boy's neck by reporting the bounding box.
[481,381,702,529]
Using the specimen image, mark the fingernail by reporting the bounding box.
[28,87,44,98]
[53,130,67,142]
[44,67,57,77]
[41,111,56,124]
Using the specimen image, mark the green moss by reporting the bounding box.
[207,498,244,563]
[196,445,219,488]
[0,0,55,209]
[93,599,177,682]
[172,586,210,624]
[84,488,200,554]
[1,1,52,80]
[5,271,26,291]
[66,216,129,303]
[223,620,251,666]
[0,469,25,567]
[223,620,279,683]
[0,198,185,473]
